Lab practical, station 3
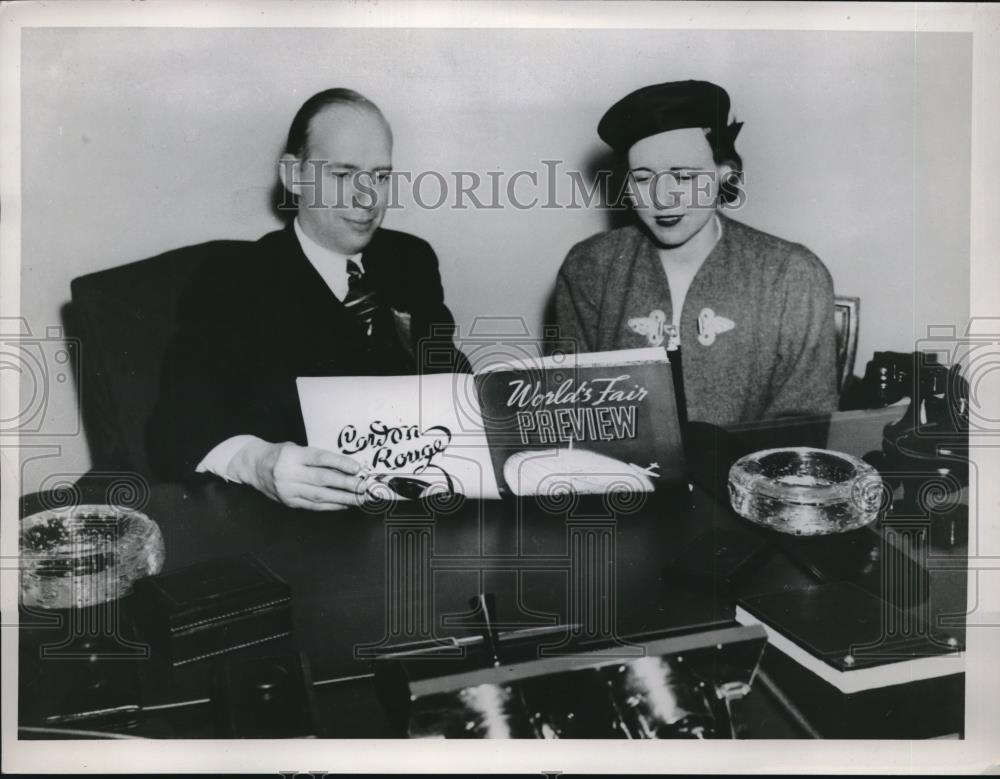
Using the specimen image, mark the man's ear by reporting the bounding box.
[279,153,302,196]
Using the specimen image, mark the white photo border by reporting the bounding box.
[2,0,998,773]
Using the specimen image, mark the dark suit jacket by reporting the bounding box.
[147,224,469,480]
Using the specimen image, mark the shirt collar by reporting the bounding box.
[293,218,361,271]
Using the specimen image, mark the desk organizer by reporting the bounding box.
[375,623,767,739]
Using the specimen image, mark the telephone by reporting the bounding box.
[856,351,969,525]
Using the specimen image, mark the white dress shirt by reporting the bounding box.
[291,217,362,301]
[195,219,362,481]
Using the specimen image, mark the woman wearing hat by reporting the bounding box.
[554,80,838,426]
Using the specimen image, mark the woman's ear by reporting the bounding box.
[716,161,744,206]
[715,161,734,181]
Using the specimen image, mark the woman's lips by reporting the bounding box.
[654,214,684,227]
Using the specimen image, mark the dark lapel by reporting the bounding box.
[264,223,365,374]
[356,228,395,305]
[272,222,347,315]
[273,223,399,310]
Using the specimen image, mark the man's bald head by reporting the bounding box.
[284,88,391,159]
[280,88,394,255]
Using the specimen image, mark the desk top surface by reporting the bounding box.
[18,408,969,734]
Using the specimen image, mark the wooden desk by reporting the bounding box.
[18,408,967,738]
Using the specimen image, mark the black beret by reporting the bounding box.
[598,79,741,154]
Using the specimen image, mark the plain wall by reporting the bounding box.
[18,28,971,493]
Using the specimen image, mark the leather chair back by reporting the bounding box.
[70,241,251,477]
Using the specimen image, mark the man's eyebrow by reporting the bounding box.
[324,163,394,172]
[629,165,705,172]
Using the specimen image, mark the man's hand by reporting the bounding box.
[229,440,367,511]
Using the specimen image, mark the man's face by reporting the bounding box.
[626,128,726,249]
[286,104,393,255]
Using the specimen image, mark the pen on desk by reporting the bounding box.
[470,592,501,667]
[45,704,141,724]
[44,698,215,726]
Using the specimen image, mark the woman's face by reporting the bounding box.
[626,128,728,249]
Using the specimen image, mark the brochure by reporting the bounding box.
[297,347,684,500]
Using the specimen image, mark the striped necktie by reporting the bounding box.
[344,258,378,337]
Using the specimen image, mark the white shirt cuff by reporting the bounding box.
[195,435,265,482]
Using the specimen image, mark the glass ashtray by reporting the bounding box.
[727,447,884,535]
[20,505,165,609]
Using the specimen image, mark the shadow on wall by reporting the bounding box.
[542,147,631,349]
[270,179,295,225]
[588,146,633,233]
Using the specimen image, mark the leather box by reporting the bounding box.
[132,554,292,667]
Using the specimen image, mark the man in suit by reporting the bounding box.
[147,88,468,510]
